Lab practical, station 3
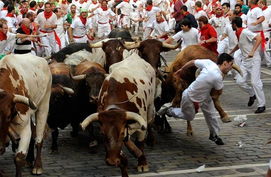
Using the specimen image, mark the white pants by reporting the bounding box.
[260,35,271,66]
[143,27,152,40]
[131,21,139,35]
[97,23,111,38]
[236,54,266,107]
[217,37,229,54]
[56,33,66,52]
[180,89,221,135]
[40,31,57,57]
[120,15,130,28]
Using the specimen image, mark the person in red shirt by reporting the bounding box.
[198,15,218,54]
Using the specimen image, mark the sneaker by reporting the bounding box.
[247,95,256,107]
[255,106,265,114]
[209,135,224,145]
[166,108,184,118]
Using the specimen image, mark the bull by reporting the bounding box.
[0,54,51,176]
[70,61,107,146]
[47,62,75,152]
[80,53,156,177]
[161,45,242,135]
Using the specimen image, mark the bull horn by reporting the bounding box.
[13,94,37,110]
[89,41,103,48]
[59,85,74,95]
[71,74,86,80]
[81,113,99,130]
[232,63,243,77]
[125,112,147,131]
[123,41,141,50]
[157,70,165,82]
[131,37,141,42]
[162,42,179,49]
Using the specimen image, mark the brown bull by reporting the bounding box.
[162,45,241,135]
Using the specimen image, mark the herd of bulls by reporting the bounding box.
[0,30,241,177]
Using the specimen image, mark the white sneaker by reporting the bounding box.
[166,108,184,119]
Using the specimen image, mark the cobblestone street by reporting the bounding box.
[1,51,271,177]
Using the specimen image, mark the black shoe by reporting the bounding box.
[255,106,265,114]
[248,95,256,107]
[209,135,224,145]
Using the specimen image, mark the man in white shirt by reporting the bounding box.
[69,8,94,43]
[143,0,161,39]
[165,18,199,50]
[230,16,266,114]
[35,2,57,56]
[170,53,235,145]
[94,0,116,38]
[194,1,208,20]
[150,12,169,40]
[88,0,100,31]
[258,0,271,67]
[54,8,66,51]
[115,0,132,29]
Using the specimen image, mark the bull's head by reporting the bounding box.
[71,71,106,104]
[0,90,36,155]
[50,84,74,105]
[80,110,146,167]
[89,39,128,72]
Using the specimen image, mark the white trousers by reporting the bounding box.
[217,37,229,54]
[236,54,266,107]
[40,31,57,57]
[180,89,221,135]
[143,27,152,40]
[260,35,271,66]
[97,23,111,38]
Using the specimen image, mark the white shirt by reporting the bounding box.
[223,24,237,50]
[144,6,161,28]
[5,16,18,33]
[209,16,228,37]
[187,59,223,102]
[71,17,92,37]
[240,14,247,27]
[74,1,91,14]
[94,8,115,24]
[247,7,264,32]
[238,28,259,58]
[262,7,271,31]
[194,9,208,20]
[184,0,195,14]
[116,1,132,16]
[151,20,169,37]
[35,11,57,32]
[172,27,199,49]
[0,32,16,54]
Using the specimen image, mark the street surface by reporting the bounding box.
[1,50,271,177]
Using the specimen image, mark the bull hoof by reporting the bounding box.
[32,167,43,175]
[137,164,149,172]
[186,131,193,136]
[221,116,231,123]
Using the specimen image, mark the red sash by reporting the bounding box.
[0,31,7,41]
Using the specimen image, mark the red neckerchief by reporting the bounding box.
[2,7,7,10]
[238,12,243,16]
[101,6,108,11]
[123,0,129,2]
[79,15,87,25]
[146,5,153,11]
[30,7,36,11]
[0,31,7,41]
[44,11,53,19]
[157,18,165,23]
[183,11,189,16]
[170,0,176,6]
[262,6,268,11]
[20,8,28,15]
[235,27,244,41]
[6,13,15,17]
[196,7,203,12]
[21,24,31,34]
[250,4,258,10]
[62,0,67,4]
[215,13,223,18]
